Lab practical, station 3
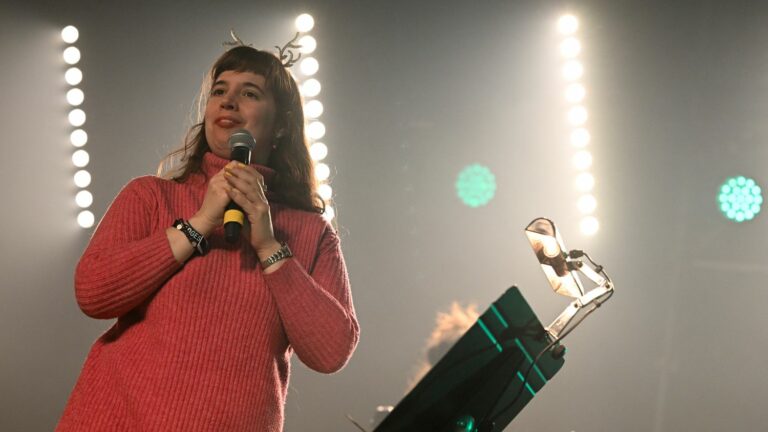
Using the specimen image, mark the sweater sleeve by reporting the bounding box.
[263,224,359,373]
[74,178,181,319]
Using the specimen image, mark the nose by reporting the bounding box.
[220,91,237,110]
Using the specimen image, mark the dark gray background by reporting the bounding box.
[2,0,767,430]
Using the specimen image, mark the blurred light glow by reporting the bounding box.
[575,172,595,192]
[61,25,79,43]
[304,100,324,119]
[456,164,497,208]
[718,176,763,222]
[577,194,597,214]
[66,88,84,106]
[307,121,326,139]
[580,216,599,235]
[560,37,581,57]
[74,170,92,188]
[570,128,591,147]
[572,150,593,170]
[322,205,335,222]
[69,109,86,127]
[63,46,81,64]
[75,190,93,208]
[558,15,579,35]
[310,142,328,161]
[565,83,586,103]
[70,129,88,147]
[318,183,333,200]
[77,210,95,228]
[65,67,83,85]
[295,13,315,32]
[562,61,583,81]
[567,106,588,125]
[298,35,317,54]
[299,57,319,76]
[315,163,330,181]
[72,149,89,167]
[301,78,321,97]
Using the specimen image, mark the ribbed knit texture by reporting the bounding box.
[56,152,359,432]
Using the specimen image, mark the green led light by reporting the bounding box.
[456,164,496,207]
[718,176,763,223]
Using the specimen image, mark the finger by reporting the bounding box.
[226,172,267,202]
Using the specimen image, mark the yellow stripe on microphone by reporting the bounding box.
[224,209,245,225]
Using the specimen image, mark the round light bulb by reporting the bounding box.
[74,170,92,188]
[61,25,79,43]
[300,57,319,76]
[65,67,83,85]
[558,15,579,35]
[75,190,93,208]
[560,37,581,57]
[301,78,321,97]
[571,128,591,147]
[72,149,89,167]
[310,142,328,161]
[318,183,333,200]
[315,163,330,181]
[567,106,588,125]
[577,194,597,214]
[298,35,317,54]
[572,150,593,170]
[580,216,599,236]
[562,61,583,81]
[307,121,326,140]
[66,88,84,106]
[565,83,586,103]
[575,172,595,192]
[322,205,335,222]
[78,210,95,228]
[304,100,324,119]
[63,46,81,65]
[69,109,86,127]
[295,13,315,32]
[541,237,561,258]
[70,129,88,147]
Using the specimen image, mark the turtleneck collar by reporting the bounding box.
[201,151,278,199]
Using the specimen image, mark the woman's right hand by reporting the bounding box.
[188,162,235,236]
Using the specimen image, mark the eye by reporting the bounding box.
[210,87,225,96]
[243,89,260,99]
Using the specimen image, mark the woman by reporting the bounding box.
[57,44,359,431]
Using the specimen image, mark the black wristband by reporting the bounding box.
[173,219,210,256]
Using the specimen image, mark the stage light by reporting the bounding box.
[300,57,319,76]
[65,67,82,85]
[323,205,335,222]
[559,37,581,58]
[63,46,81,65]
[572,150,592,170]
[315,163,330,181]
[74,170,91,188]
[295,13,315,32]
[456,164,497,208]
[70,129,88,147]
[72,149,89,167]
[301,78,321,97]
[298,35,317,54]
[570,128,590,147]
[557,15,579,35]
[61,25,79,43]
[577,194,597,214]
[565,83,586,103]
[580,216,599,235]
[567,106,588,125]
[318,183,333,200]
[307,121,326,139]
[562,61,583,81]
[575,172,594,192]
[66,88,84,106]
[77,210,95,228]
[75,190,93,208]
[310,142,328,161]
[718,176,763,222]
[68,109,86,127]
[304,100,324,119]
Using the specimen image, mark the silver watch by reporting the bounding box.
[261,242,293,268]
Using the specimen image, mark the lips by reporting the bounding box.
[214,116,242,128]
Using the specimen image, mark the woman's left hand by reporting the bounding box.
[225,162,282,258]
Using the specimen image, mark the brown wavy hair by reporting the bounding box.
[158,46,323,214]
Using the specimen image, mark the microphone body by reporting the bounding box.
[224,129,255,243]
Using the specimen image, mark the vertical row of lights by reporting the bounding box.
[557,15,599,236]
[293,13,334,222]
[62,25,94,229]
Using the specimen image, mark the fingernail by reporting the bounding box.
[237,162,246,168]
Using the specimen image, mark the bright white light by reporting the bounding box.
[318,183,333,200]
[565,83,586,103]
[560,37,581,57]
[558,15,579,35]
[77,210,95,228]
[322,205,335,222]
[295,13,315,32]
[63,46,81,65]
[575,172,595,192]
[304,100,324,118]
[567,106,588,125]
[572,150,593,170]
[70,129,88,147]
[541,237,561,258]
[307,121,326,140]
[315,163,330,181]
[69,109,86,127]
[298,35,317,54]
[72,149,90,167]
[571,128,591,147]
[75,190,93,208]
[577,194,597,214]
[301,78,321,97]
[299,57,319,76]
[74,170,92,187]
[66,88,84,106]
[65,67,83,85]
[562,61,583,81]
[580,216,599,236]
[310,142,328,160]
[61,25,79,43]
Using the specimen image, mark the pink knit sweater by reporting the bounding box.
[57,152,359,431]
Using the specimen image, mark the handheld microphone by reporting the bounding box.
[224,129,255,243]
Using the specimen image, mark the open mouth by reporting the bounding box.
[214,117,241,128]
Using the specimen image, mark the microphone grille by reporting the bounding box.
[228,129,256,150]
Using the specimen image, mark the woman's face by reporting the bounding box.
[204,70,277,163]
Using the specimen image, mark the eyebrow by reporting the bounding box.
[212,79,265,94]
